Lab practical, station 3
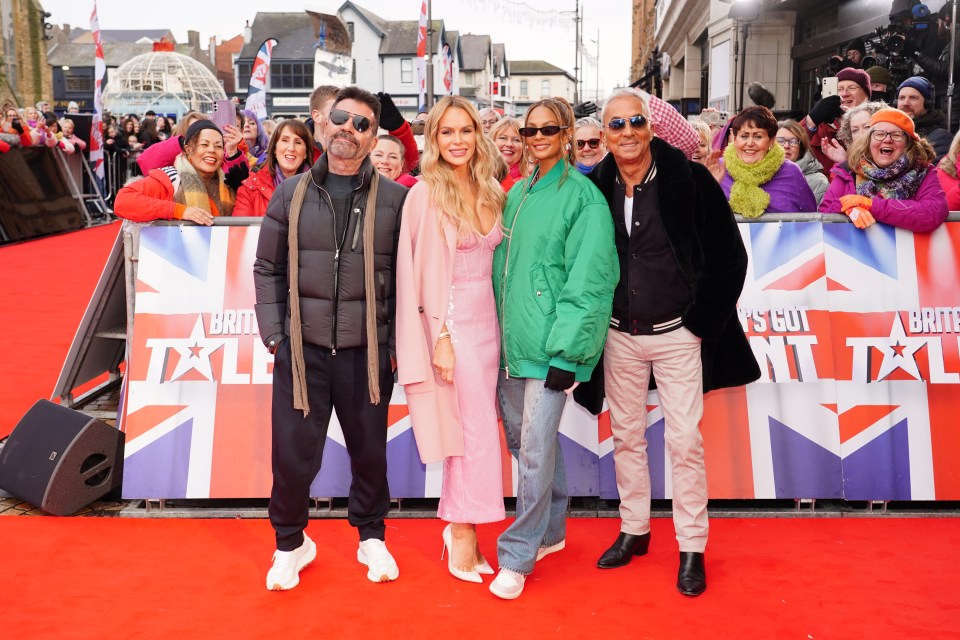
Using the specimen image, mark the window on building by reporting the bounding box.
[799,6,838,40]
[541,79,550,97]
[64,73,93,92]
[500,82,507,97]
[271,61,314,89]
[352,59,357,84]
[347,21,355,42]
[519,79,528,96]
[401,58,413,84]
[236,61,252,91]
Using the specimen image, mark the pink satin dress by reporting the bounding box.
[437,224,506,524]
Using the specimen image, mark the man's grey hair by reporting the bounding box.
[479,107,501,121]
[601,87,651,123]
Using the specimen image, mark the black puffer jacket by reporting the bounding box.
[913,109,953,164]
[253,154,407,353]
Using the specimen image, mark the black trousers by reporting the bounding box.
[269,339,394,551]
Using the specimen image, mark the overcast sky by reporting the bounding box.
[42,0,632,99]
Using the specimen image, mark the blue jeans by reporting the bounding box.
[496,373,569,575]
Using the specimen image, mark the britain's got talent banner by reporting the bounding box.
[119,222,960,501]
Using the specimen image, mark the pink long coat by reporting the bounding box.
[396,181,465,464]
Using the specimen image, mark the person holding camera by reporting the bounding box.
[828,38,867,71]
[1,106,36,147]
[904,2,959,85]
[804,68,873,171]
[896,76,952,162]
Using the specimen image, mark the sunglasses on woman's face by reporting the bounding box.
[576,138,601,149]
[329,108,372,133]
[518,125,569,137]
[605,114,647,131]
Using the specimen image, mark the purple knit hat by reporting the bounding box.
[835,68,872,98]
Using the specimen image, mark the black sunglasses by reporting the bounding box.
[605,114,647,131]
[329,108,372,133]
[518,125,569,137]
[576,138,601,149]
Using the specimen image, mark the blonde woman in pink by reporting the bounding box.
[396,96,506,584]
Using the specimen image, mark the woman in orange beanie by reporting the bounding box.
[818,107,948,232]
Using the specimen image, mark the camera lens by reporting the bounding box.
[889,33,906,53]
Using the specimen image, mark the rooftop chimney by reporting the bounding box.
[243,20,252,45]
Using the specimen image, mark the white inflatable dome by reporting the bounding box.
[102,47,227,118]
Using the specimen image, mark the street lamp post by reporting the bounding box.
[426,0,434,110]
[727,0,760,112]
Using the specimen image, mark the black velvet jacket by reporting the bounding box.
[573,137,761,413]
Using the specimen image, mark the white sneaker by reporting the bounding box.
[266,534,317,591]
[489,569,526,600]
[536,539,565,561]
[357,538,399,583]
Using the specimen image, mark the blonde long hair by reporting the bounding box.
[420,96,505,239]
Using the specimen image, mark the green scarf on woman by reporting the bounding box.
[723,141,785,218]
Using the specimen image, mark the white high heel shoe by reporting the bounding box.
[441,524,482,583]
[475,556,495,575]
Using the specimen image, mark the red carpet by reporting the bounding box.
[1,516,957,639]
[0,222,121,438]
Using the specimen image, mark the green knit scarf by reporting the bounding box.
[723,141,785,218]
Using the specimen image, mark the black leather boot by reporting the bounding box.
[596,532,650,569]
[677,551,706,596]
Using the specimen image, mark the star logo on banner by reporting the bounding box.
[875,313,925,381]
[168,316,223,382]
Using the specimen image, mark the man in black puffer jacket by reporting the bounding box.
[254,86,408,591]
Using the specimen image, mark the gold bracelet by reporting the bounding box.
[437,332,451,340]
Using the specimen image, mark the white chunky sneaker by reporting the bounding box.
[489,569,526,600]
[536,539,566,562]
[266,534,317,591]
[357,539,399,583]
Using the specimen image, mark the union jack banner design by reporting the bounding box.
[120,223,960,500]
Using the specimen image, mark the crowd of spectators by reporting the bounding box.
[3,47,957,236]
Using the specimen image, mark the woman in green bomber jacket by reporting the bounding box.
[488,97,619,600]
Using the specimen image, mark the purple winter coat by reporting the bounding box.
[818,163,949,233]
[720,159,818,214]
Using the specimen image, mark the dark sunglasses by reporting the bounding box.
[576,138,601,149]
[329,108,372,133]
[518,125,569,137]
[605,114,647,131]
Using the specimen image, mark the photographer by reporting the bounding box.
[828,38,867,71]
[905,2,959,83]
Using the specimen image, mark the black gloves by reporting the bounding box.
[223,162,250,191]
[808,95,843,126]
[572,101,598,119]
[377,92,406,132]
[544,366,576,392]
[11,119,23,134]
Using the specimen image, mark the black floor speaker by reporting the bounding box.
[0,399,124,516]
